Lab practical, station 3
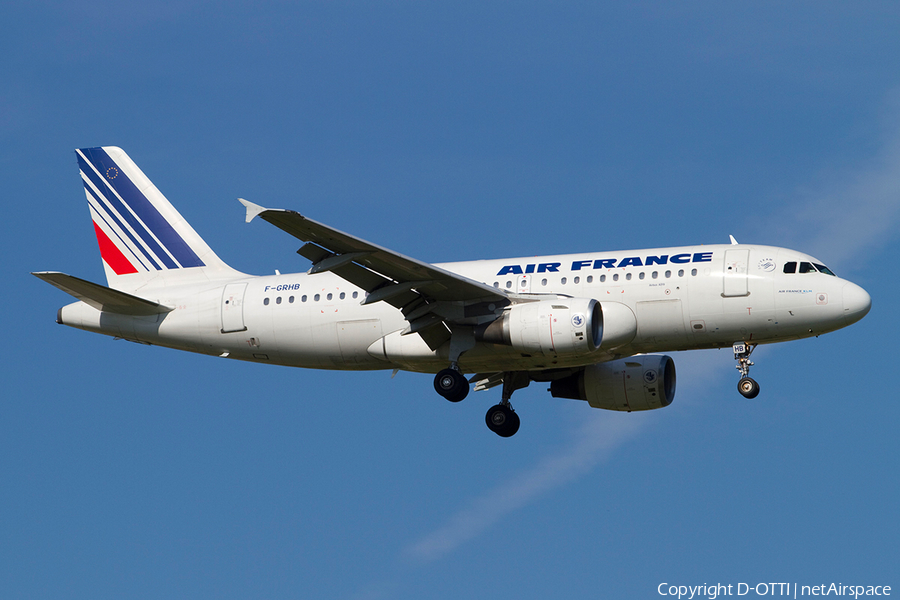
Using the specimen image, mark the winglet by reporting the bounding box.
[238,198,268,223]
[729,235,739,245]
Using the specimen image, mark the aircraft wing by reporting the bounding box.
[240,200,509,348]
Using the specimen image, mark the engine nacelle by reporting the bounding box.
[475,299,636,358]
[550,355,676,411]
[476,298,602,357]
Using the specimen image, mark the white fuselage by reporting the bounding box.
[57,243,870,374]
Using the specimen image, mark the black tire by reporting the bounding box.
[485,404,520,437]
[434,368,469,402]
[738,377,760,399]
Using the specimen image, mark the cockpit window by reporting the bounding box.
[783,260,835,275]
[814,263,836,276]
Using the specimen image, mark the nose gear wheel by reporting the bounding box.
[733,342,760,399]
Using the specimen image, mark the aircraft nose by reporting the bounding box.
[842,281,871,325]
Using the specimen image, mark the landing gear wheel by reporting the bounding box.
[738,377,760,399]
[485,404,520,437]
[434,368,469,402]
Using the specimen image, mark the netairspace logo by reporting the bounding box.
[657,582,892,600]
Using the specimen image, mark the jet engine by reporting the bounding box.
[549,354,676,411]
[475,299,636,358]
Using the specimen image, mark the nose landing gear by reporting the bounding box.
[733,341,760,399]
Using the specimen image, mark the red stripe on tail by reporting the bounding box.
[93,221,139,275]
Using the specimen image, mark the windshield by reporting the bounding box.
[782,261,836,276]
[814,263,836,276]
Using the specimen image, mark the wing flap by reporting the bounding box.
[32,271,173,315]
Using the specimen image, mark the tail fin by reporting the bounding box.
[76,146,240,290]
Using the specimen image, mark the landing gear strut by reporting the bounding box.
[434,329,476,403]
[485,372,529,438]
[733,341,760,399]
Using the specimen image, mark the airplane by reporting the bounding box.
[33,147,872,437]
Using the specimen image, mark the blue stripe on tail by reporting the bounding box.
[77,148,205,269]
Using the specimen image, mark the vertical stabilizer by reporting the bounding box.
[76,146,240,291]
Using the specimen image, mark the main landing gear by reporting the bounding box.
[485,372,529,438]
[733,341,760,399]
[434,366,469,403]
[432,367,528,437]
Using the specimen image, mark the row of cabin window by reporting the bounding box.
[493,268,699,290]
[263,291,360,306]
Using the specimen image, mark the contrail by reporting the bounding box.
[771,89,900,269]
[403,412,647,563]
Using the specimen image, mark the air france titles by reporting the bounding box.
[496,252,713,276]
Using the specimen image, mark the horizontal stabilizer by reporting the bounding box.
[32,271,173,315]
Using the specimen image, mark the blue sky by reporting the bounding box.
[2,2,898,598]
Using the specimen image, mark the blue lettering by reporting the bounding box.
[571,260,593,271]
[537,262,561,273]
[618,256,643,268]
[498,251,712,277]
[593,258,616,269]
[497,265,523,276]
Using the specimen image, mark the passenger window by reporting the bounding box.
[678,269,684,277]
[574,276,580,284]
[652,271,658,279]
[561,277,567,285]
[691,269,697,276]
[665,270,671,278]
[263,298,269,306]
[541,278,548,286]
[612,274,619,282]
[586,276,593,283]
[625,273,632,281]
[600,275,606,283]
[799,262,816,274]
[327,293,333,301]
[783,262,797,274]
[352,291,358,299]
[314,294,320,301]
[340,292,346,299]
[289,296,294,303]
[302,295,307,302]
[639,272,645,280]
